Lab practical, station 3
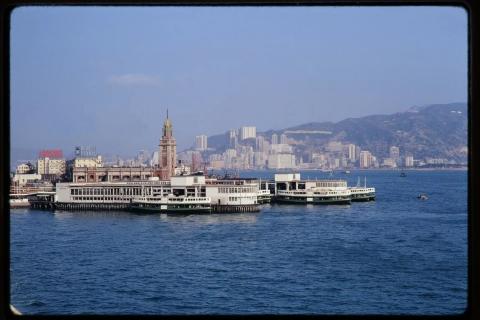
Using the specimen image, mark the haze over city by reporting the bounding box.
[11,6,467,158]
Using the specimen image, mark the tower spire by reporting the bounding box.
[167,108,169,119]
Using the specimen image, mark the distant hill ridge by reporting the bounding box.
[207,102,468,161]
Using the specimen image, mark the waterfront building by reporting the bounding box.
[280,133,288,144]
[72,166,155,183]
[195,135,208,151]
[271,133,278,145]
[359,151,373,168]
[37,149,66,176]
[158,112,177,180]
[267,153,296,169]
[205,178,259,205]
[55,174,260,209]
[240,126,256,140]
[382,158,397,168]
[12,173,42,186]
[405,155,414,167]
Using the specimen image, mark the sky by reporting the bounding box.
[10,6,468,159]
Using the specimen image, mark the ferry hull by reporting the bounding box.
[351,195,376,202]
[129,205,211,214]
[273,197,351,205]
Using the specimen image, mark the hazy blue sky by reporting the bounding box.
[10,6,467,158]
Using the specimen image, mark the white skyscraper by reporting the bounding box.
[359,151,373,168]
[271,133,278,145]
[405,155,414,167]
[347,144,356,162]
[240,126,256,140]
[280,133,287,144]
[195,135,208,151]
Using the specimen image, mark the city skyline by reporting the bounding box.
[11,6,467,157]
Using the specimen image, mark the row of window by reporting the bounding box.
[228,196,256,201]
[70,188,143,196]
[72,196,128,202]
[218,187,257,194]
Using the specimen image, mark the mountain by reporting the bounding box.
[207,102,468,161]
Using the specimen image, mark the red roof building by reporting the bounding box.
[39,149,64,159]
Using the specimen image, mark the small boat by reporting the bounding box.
[344,170,351,174]
[400,171,407,177]
[417,194,428,200]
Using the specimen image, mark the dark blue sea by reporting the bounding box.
[10,170,468,315]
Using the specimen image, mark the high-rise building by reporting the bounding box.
[195,135,208,151]
[355,146,362,161]
[347,144,356,162]
[240,126,256,140]
[359,151,372,168]
[37,149,66,176]
[267,153,296,169]
[271,133,278,145]
[158,111,177,180]
[405,155,414,167]
[390,146,400,160]
[228,129,238,148]
[280,133,288,144]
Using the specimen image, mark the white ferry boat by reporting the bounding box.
[9,197,30,208]
[257,189,273,204]
[129,195,211,214]
[348,177,376,201]
[273,173,351,205]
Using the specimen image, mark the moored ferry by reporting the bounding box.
[275,189,351,204]
[348,177,376,201]
[257,189,273,204]
[273,173,351,205]
[348,187,376,201]
[129,196,211,214]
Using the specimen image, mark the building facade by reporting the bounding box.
[405,155,414,167]
[271,133,278,145]
[37,158,66,176]
[74,155,103,168]
[359,151,373,168]
[240,126,256,140]
[73,166,155,183]
[195,135,208,151]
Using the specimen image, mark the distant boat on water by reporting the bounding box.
[400,170,407,177]
[417,193,428,200]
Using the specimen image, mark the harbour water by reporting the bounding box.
[10,170,467,315]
